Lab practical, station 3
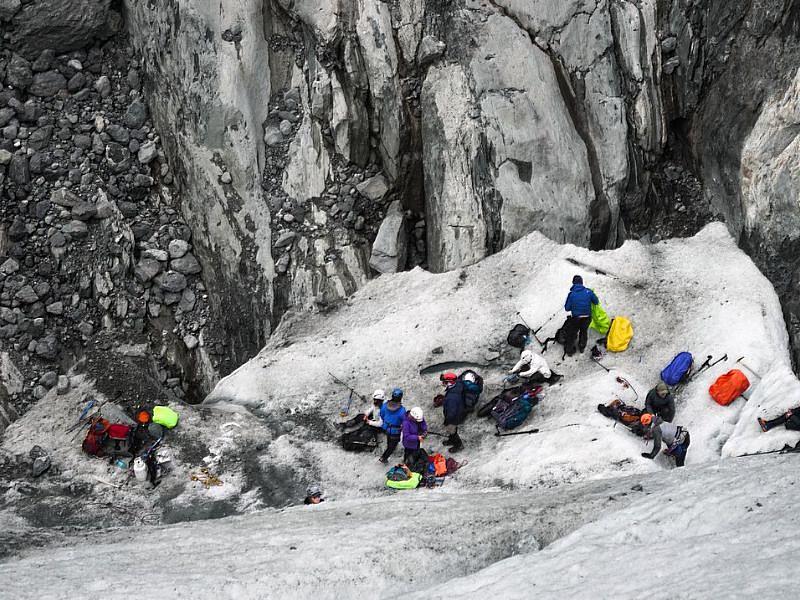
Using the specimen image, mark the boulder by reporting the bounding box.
[368,201,407,274]
[125,100,148,129]
[71,202,97,221]
[28,71,67,97]
[0,0,21,21]
[10,0,118,54]
[14,285,38,304]
[417,36,446,65]
[356,174,389,201]
[0,258,19,275]
[95,75,112,97]
[155,271,187,293]
[137,140,157,164]
[168,239,190,258]
[62,220,88,238]
[134,259,161,283]
[5,54,32,90]
[34,335,58,359]
[170,254,201,275]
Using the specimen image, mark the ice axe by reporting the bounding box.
[735,356,763,379]
[495,426,539,437]
[591,356,611,373]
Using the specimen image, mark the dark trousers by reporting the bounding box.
[763,410,800,431]
[576,316,591,352]
[381,434,400,462]
[671,432,691,467]
[403,447,418,465]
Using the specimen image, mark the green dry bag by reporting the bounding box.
[590,302,610,334]
[152,405,179,429]
[385,472,421,490]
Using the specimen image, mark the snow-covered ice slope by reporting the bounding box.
[1,453,797,599]
[207,223,796,493]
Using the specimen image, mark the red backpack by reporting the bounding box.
[82,417,110,457]
[709,370,750,406]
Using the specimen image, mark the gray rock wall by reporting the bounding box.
[125,0,275,372]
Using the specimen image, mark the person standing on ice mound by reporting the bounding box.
[639,413,691,467]
[758,407,800,432]
[440,372,465,453]
[509,349,563,384]
[645,382,675,423]
[378,388,406,464]
[563,275,599,354]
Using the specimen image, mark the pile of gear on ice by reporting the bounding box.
[66,398,180,488]
[305,274,796,502]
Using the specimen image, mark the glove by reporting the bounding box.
[641,453,653,459]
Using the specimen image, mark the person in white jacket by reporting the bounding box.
[509,350,562,384]
[364,389,386,452]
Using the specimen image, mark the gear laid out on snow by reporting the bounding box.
[597,399,645,436]
[709,369,750,406]
[661,352,694,386]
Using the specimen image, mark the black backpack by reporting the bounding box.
[406,448,429,474]
[543,316,578,356]
[339,414,379,452]
[507,324,530,349]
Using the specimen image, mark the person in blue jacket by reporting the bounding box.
[564,275,599,353]
[378,388,407,463]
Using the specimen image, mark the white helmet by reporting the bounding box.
[520,350,533,363]
[410,406,424,421]
[306,483,322,498]
[373,389,386,401]
[463,372,477,384]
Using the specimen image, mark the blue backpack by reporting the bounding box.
[491,392,535,430]
[661,352,693,385]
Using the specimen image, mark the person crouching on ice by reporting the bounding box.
[509,349,562,384]
[639,413,690,467]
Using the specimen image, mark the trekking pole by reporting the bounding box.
[735,356,763,379]
[533,311,560,335]
[328,373,367,401]
[592,357,611,373]
[516,311,543,346]
[495,425,539,437]
[426,431,447,437]
[687,355,713,381]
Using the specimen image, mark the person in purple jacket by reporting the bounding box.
[401,406,427,464]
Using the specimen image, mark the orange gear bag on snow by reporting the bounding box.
[709,369,750,406]
[430,453,447,477]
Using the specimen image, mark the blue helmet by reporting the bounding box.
[391,388,403,400]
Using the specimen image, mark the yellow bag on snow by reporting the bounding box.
[606,317,633,352]
[152,405,179,429]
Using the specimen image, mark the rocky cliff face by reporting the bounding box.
[3,0,800,413]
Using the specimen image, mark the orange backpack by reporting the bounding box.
[709,369,750,406]
[430,453,447,477]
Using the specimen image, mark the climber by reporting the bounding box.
[364,389,385,431]
[644,382,675,423]
[639,413,690,467]
[304,483,324,505]
[401,406,428,464]
[509,349,562,384]
[758,407,800,432]
[378,388,406,464]
[563,275,599,353]
[440,372,465,453]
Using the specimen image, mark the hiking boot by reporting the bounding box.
[449,434,464,453]
[378,456,388,464]
[548,373,563,384]
[758,418,768,433]
[442,436,454,446]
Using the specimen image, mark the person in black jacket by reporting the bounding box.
[758,407,800,432]
[644,382,675,423]
[440,372,465,452]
